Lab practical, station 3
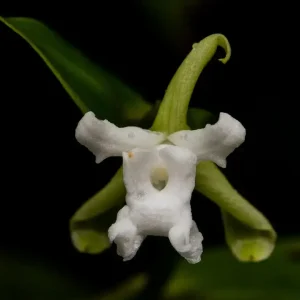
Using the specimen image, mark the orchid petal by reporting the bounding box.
[168,113,245,167]
[75,111,166,163]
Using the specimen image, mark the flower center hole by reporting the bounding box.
[150,167,168,191]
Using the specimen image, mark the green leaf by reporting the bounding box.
[151,34,231,134]
[162,238,300,300]
[187,108,276,262]
[0,17,151,125]
[70,168,125,254]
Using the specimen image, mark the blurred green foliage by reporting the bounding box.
[0,251,86,299]
[1,239,299,299]
[163,237,300,300]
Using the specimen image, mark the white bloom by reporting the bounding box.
[75,111,246,263]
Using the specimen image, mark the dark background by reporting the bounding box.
[0,0,298,298]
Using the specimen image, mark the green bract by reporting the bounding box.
[151,34,230,134]
[0,17,276,262]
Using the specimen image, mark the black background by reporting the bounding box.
[0,0,298,296]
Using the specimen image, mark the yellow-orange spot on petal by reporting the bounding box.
[128,152,133,158]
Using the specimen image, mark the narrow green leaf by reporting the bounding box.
[163,238,300,300]
[70,168,125,254]
[151,34,231,134]
[0,17,151,125]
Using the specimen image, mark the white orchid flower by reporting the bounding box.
[75,111,246,263]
